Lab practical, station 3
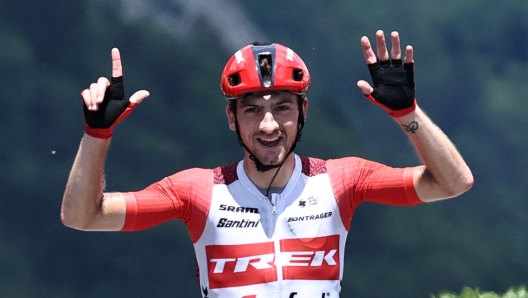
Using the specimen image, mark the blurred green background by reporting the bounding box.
[0,0,527,297]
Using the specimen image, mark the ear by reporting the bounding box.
[301,97,309,121]
[226,105,236,131]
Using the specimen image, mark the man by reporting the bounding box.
[61,30,473,297]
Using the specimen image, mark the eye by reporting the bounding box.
[244,107,259,113]
[276,105,291,111]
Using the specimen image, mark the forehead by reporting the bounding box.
[240,91,297,106]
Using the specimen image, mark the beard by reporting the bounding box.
[252,146,288,166]
[245,131,296,168]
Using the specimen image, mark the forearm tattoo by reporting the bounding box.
[402,121,419,134]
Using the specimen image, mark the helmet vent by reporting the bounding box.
[228,73,241,86]
[293,69,304,81]
[258,54,272,87]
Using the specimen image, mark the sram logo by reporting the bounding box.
[205,235,340,289]
[219,204,259,214]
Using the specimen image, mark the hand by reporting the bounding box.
[357,30,416,117]
[81,48,150,139]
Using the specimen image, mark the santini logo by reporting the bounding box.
[219,204,259,214]
[287,212,332,222]
[217,218,260,228]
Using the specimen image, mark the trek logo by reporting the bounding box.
[286,48,294,61]
[289,293,330,298]
[287,212,332,222]
[205,235,340,289]
[219,204,260,214]
[235,50,244,64]
[217,218,260,228]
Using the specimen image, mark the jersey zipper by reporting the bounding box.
[271,193,284,297]
[262,193,282,297]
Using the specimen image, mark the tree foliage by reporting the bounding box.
[433,286,528,298]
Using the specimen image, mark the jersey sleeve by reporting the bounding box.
[327,157,423,228]
[120,168,213,243]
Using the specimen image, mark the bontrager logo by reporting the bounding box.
[219,204,259,213]
[217,218,259,228]
[290,292,330,298]
[287,212,332,222]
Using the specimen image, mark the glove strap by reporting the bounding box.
[84,124,114,139]
[84,104,136,139]
[364,94,417,118]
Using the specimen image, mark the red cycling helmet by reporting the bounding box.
[220,43,311,100]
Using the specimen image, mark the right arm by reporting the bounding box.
[61,135,126,231]
[61,48,149,231]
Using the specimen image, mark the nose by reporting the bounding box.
[259,112,279,134]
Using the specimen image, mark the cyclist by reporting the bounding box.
[61,30,473,297]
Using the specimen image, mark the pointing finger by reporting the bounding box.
[111,48,123,78]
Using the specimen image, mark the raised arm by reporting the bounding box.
[61,48,150,231]
[357,31,473,202]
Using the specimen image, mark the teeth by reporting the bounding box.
[262,137,279,142]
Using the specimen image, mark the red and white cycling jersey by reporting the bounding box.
[122,155,422,297]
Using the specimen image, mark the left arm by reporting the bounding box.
[357,30,473,202]
[393,105,473,202]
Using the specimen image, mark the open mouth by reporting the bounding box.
[257,136,282,147]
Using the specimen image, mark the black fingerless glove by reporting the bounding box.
[365,59,417,117]
[83,76,135,139]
